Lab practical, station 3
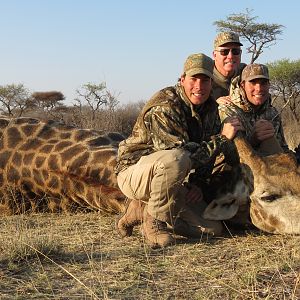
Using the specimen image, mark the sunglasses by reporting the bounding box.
[215,48,242,56]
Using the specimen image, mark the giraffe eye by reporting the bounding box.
[260,194,281,202]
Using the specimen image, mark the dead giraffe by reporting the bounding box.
[2,117,299,235]
[203,135,300,235]
[234,136,300,234]
[0,117,126,214]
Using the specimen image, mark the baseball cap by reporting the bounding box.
[214,32,243,49]
[241,64,270,82]
[183,53,214,78]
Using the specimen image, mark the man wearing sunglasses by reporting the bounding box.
[212,32,246,101]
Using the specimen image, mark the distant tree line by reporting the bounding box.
[0,82,144,136]
[0,59,299,132]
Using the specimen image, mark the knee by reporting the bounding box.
[158,149,191,179]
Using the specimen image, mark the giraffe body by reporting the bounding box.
[0,117,126,214]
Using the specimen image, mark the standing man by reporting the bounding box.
[210,32,246,182]
[213,31,246,100]
[115,53,241,248]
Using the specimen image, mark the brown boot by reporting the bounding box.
[142,207,174,248]
[116,199,145,237]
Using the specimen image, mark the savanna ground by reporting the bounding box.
[0,211,299,300]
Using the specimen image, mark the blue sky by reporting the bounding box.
[1,0,299,105]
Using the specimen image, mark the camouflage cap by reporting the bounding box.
[183,53,214,78]
[214,32,243,49]
[241,64,269,82]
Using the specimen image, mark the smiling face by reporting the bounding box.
[213,43,242,77]
[180,73,212,105]
[241,78,270,106]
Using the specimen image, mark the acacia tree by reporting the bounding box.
[76,82,108,121]
[31,91,65,111]
[214,9,284,63]
[74,82,119,129]
[0,83,31,117]
[29,91,67,120]
[267,59,300,122]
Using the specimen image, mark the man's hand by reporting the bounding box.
[252,119,275,143]
[221,117,244,140]
[216,95,232,105]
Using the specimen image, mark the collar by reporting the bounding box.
[175,83,201,119]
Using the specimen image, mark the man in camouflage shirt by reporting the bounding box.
[115,53,241,248]
[218,63,289,155]
[212,32,246,100]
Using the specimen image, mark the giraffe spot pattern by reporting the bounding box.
[0,117,126,215]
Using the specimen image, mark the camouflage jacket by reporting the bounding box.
[218,76,289,152]
[212,63,246,101]
[115,83,231,178]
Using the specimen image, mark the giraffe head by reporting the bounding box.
[203,136,300,234]
[204,136,300,234]
[235,136,300,234]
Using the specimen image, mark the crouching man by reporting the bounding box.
[115,53,241,248]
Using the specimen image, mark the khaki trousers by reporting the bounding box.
[117,149,191,223]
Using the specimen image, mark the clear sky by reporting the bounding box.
[1,0,299,105]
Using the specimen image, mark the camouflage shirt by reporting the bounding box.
[115,83,231,178]
[218,76,289,152]
[212,63,246,100]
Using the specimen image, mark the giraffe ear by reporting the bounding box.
[202,194,239,220]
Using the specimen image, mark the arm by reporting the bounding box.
[251,105,289,152]
[146,105,239,169]
[250,119,276,146]
[216,95,232,106]
[188,117,243,172]
[144,105,189,150]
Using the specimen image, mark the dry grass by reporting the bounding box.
[0,212,299,299]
